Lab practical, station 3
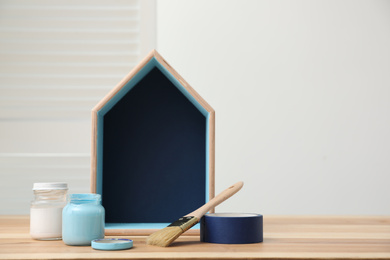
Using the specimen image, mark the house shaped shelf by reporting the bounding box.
[91,50,215,235]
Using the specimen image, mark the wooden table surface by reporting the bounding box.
[0,215,389,260]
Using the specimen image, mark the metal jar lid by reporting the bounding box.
[33,182,68,190]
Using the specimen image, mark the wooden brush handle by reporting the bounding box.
[186,181,244,220]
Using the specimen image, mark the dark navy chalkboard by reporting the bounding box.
[99,64,207,225]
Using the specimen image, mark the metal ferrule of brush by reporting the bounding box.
[168,216,198,232]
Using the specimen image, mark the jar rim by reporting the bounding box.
[33,182,68,190]
[68,193,101,202]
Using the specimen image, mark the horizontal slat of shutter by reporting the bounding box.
[0,154,90,214]
[0,0,143,120]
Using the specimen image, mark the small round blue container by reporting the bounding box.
[62,194,105,246]
[92,238,133,251]
[200,213,263,244]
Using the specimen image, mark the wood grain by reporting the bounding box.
[208,110,215,210]
[0,215,389,260]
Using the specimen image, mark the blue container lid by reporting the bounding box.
[91,238,133,251]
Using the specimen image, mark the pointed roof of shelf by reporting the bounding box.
[92,49,214,117]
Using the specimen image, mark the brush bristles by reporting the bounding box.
[146,226,184,247]
[147,216,199,247]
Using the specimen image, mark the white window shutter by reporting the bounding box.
[0,0,156,213]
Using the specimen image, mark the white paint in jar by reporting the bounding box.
[30,183,68,240]
[30,206,64,239]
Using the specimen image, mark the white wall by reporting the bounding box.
[157,0,390,215]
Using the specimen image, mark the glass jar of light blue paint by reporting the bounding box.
[62,194,105,246]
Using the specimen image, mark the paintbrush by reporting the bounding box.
[146,181,244,247]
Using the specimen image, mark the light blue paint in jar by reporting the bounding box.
[62,194,105,246]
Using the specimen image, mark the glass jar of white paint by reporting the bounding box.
[30,182,68,240]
